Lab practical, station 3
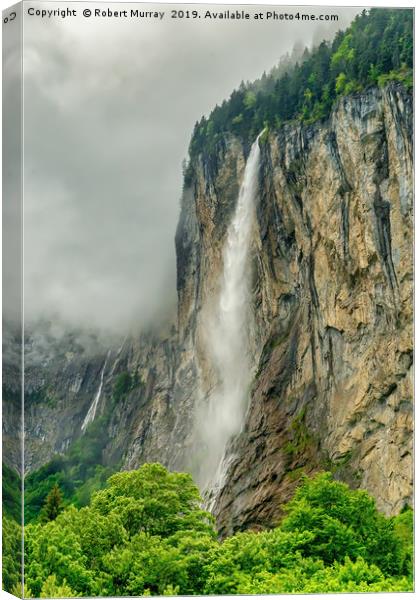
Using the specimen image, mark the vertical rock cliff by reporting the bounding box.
[175,83,413,534]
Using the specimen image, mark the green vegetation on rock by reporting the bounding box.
[21,370,145,523]
[2,462,21,522]
[188,9,413,165]
[111,370,143,406]
[24,420,117,523]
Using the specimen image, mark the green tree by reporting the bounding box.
[244,91,257,110]
[235,557,411,594]
[2,463,22,521]
[102,530,216,596]
[335,72,347,94]
[2,515,22,593]
[279,472,406,576]
[25,518,98,597]
[40,575,78,598]
[10,582,33,599]
[392,506,413,574]
[24,464,216,597]
[90,463,215,539]
[41,483,63,522]
[204,527,315,594]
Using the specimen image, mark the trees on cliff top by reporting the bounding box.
[188,8,413,163]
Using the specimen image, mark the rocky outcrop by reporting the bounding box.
[10,83,412,537]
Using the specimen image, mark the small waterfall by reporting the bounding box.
[81,349,111,431]
[108,336,127,378]
[197,134,262,499]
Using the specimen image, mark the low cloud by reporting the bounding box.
[11,2,361,334]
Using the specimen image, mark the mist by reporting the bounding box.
[15,2,362,334]
[195,134,261,494]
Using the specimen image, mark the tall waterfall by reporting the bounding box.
[197,135,261,499]
[82,349,111,431]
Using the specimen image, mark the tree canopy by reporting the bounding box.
[2,466,413,597]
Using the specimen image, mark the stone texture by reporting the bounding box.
[206,84,413,535]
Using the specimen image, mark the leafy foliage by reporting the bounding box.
[392,505,414,574]
[2,515,22,593]
[39,575,79,599]
[280,472,406,575]
[188,9,413,166]
[90,464,215,539]
[22,464,216,597]
[4,467,411,596]
[202,474,412,594]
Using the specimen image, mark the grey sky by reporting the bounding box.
[20,2,361,333]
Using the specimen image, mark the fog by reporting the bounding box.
[8,2,362,333]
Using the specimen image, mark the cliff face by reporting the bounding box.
[21,324,195,475]
[176,83,413,534]
[13,83,412,535]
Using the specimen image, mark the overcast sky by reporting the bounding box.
[18,2,361,333]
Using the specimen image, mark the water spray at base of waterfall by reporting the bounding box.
[195,134,262,508]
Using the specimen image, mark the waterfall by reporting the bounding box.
[197,134,261,498]
[108,336,127,378]
[81,349,111,431]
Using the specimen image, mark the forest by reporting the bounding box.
[3,466,413,597]
[187,8,413,170]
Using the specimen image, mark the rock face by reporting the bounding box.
[176,83,413,534]
[6,83,412,535]
[20,323,194,475]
